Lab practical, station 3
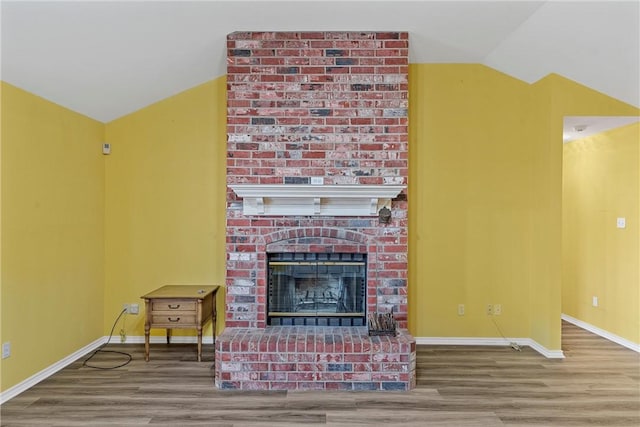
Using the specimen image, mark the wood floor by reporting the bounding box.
[1,321,638,426]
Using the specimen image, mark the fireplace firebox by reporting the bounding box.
[268,253,366,326]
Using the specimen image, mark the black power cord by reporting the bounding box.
[83,308,133,369]
[491,316,522,352]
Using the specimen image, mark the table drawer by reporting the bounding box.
[151,314,197,326]
[151,301,196,312]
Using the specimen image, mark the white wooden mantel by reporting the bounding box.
[229,184,405,216]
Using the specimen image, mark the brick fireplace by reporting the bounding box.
[215,31,415,390]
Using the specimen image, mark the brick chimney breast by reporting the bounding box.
[225,31,408,329]
[219,31,414,392]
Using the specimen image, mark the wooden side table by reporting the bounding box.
[141,285,219,362]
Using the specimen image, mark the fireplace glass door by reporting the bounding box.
[268,253,366,326]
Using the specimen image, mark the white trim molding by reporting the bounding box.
[562,314,640,353]
[1,333,570,404]
[1,337,106,404]
[415,337,565,359]
[0,335,215,404]
[229,184,405,216]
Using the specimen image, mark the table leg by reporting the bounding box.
[166,328,172,344]
[144,298,151,362]
[196,327,203,362]
[144,324,150,362]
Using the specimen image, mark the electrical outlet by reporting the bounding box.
[2,342,10,359]
[592,296,598,307]
[458,304,465,316]
[494,304,502,315]
[486,304,493,315]
[119,329,126,343]
[123,303,139,314]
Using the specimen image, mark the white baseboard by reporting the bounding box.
[562,314,640,353]
[0,337,106,405]
[8,321,634,404]
[2,332,567,404]
[415,336,565,359]
[0,335,215,405]
[526,339,565,359]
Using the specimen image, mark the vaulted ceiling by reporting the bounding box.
[1,1,638,124]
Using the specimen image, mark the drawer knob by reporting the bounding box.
[168,317,181,322]
[168,304,181,309]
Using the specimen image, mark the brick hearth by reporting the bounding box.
[216,327,415,390]
[216,31,414,391]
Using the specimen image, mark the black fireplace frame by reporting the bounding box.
[267,252,367,327]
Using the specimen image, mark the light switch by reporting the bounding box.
[616,217,626,229]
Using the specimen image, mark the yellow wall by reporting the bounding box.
[563,123,639,344]
[408,65,638,350]
[409,64,535,340]
[527,75,639,349]
[104,78,227,338]
[1,82,105,391]
[2,65,638,393]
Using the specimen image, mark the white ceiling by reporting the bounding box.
[1,0,639,124]
[563,116,640,142]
